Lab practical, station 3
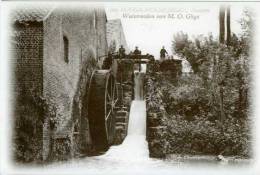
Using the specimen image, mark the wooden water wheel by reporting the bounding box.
[87,70,118,152]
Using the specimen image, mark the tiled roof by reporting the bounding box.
[12,7,53,23]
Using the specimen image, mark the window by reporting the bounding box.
[63,36,69,63]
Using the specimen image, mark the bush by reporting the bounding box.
[146,8,252,158]
[13,87,57,163]
[161,74,211,121]
[167,114,250,156]
[146,70,251,157]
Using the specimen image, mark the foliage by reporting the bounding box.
[167,114,250,156]
[146,71,251,157]
[146,73,164,111]
[50,137,71,161]
[171,9,252,120]
[13,86,57,162]
[146,75,170,158]
[145,10,253,157]
[162,75,211,121]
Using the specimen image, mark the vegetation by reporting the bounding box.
[171,8,252,121]
[13,89,55,162]
[146,8,253,157]
[147,64,251,157]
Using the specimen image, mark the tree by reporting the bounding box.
[172,32,189,54]
[219,5,226,44]
[226,6,231,45]
[235,8,253,118]
[219,5,231,45]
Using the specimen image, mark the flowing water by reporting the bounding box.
[103,70,148,161]
[43,70,250,175]
[46,70,159,173]
[134,71,145,100]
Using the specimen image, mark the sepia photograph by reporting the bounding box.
[0,0,259,175]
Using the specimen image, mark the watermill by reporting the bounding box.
[87,68,118,151]
[87,53,154,152]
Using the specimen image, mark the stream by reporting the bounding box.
[41,70,251,175]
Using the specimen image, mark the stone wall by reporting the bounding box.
[145,75,168,158]
[113,60,134,144]
[145,60,182,158]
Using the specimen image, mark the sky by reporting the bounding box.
[105,2,245,59]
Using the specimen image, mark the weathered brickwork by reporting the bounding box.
[42,8,108,160]
[12,7,109,161]
[13,22,43,97]
[11,21,44,162]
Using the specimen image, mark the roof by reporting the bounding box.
[12,7,53,23]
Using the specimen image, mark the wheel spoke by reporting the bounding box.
[112,82,115,101]
[107,92,111,101]
[110,78,113,98]
[105,109,112,120]
[105,76,118,144]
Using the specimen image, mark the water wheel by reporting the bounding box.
[88,70,118,152]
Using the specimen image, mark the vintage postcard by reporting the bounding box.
[0,0,259,175]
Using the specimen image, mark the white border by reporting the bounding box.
[1,1,260,175]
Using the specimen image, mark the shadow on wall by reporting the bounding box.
[71,47,98,157]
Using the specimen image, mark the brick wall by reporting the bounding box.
[42,7,108,160]
[13,22,43,97]
[12,7,109,161]
[12,21,44,162]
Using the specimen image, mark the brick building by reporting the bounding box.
[106,19,129,53]
[12,6,108,161]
